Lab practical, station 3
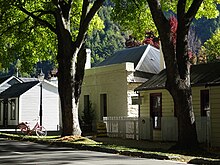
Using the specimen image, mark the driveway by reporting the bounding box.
[0,138,188,164]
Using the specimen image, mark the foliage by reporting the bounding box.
[81,101,95,125]
[192,6,220,44]
[0,0,105,136]
[125,31,160,49]
[203,28,220,62]
[111,0,157,40]
[0,10,57,74]
[0,0,104,74]
[111,0,220,41]
[86,6,125,65]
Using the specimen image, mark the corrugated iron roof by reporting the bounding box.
[135,62,220,91]
[0,75,11,84]
[95,45,161,74]
[0,81,39,99]
[96,45,148,67]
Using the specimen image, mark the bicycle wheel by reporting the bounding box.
[17,123,29,135]
[35,126,47,137]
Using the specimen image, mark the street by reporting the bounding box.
[0,138,188,165]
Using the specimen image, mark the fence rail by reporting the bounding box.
[103,116,139,140]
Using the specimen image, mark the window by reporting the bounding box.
[150,93,162,129]
[174,102,177,117]
[100,94,107,120]
[10,99,16,120]
[131,96,142,105]
[201,90,209,116]
[84,95,90,111]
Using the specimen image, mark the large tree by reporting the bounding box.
[112,0,219,149]
[0,0,104,136]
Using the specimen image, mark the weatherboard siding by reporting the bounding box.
[139,86,212,142]
[41,82,59,131]
[19,84,40,124]
[20,82,60,131]
[210,86,220,147]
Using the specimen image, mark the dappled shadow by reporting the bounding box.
[188,158,220,165]
[93,137,220,160]
[0,138,136,165]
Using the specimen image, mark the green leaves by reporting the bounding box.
[0,0,104,74]
[196,1,219,19]
[111,0,220,40]
[86,6,125,65]
[203,28,220,62]
[111,0,157,40]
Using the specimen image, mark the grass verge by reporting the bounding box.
[1,132,220,164]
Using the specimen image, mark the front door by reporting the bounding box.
[150,93,162,130]
[100,94,107,120]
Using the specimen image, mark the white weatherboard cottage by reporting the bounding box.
[0,77,60,133]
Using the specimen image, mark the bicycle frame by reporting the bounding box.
[17,118,47,137]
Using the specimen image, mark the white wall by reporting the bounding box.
[20,82,60,131]
[79,63,135,121]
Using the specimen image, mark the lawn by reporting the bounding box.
[1,132,220,164]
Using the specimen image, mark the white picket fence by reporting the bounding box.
[103,116,139,140]
[103,116,209,142]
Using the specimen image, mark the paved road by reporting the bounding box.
[0,138,188,165]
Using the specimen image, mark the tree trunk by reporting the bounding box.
[57,34,84,136]
[175,89,198,148]
[53,0,104,136]
[56,30,79,136]
[55,5,83,136]
[167,78,198,149]
[146,0,199,149]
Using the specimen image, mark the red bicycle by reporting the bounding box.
[17,118,47,137]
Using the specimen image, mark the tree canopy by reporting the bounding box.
[86,6,125,65]
[0,0,104,75]
[111,0,220,40]
[203,28,220,62]
[0,0,105,136]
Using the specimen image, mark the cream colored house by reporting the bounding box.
[135,62,220,147]
[79,45,164,124]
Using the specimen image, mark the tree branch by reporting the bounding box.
[146,0,169,33]
[58,0,72,20]
[17,5,56,33]
[80,0,90,26]
[0,16,30,37]
[68,0,72,6]
[146,0,178,84]
[75,0,104,47]
[177,0,186,17]
[186,0,203,22]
